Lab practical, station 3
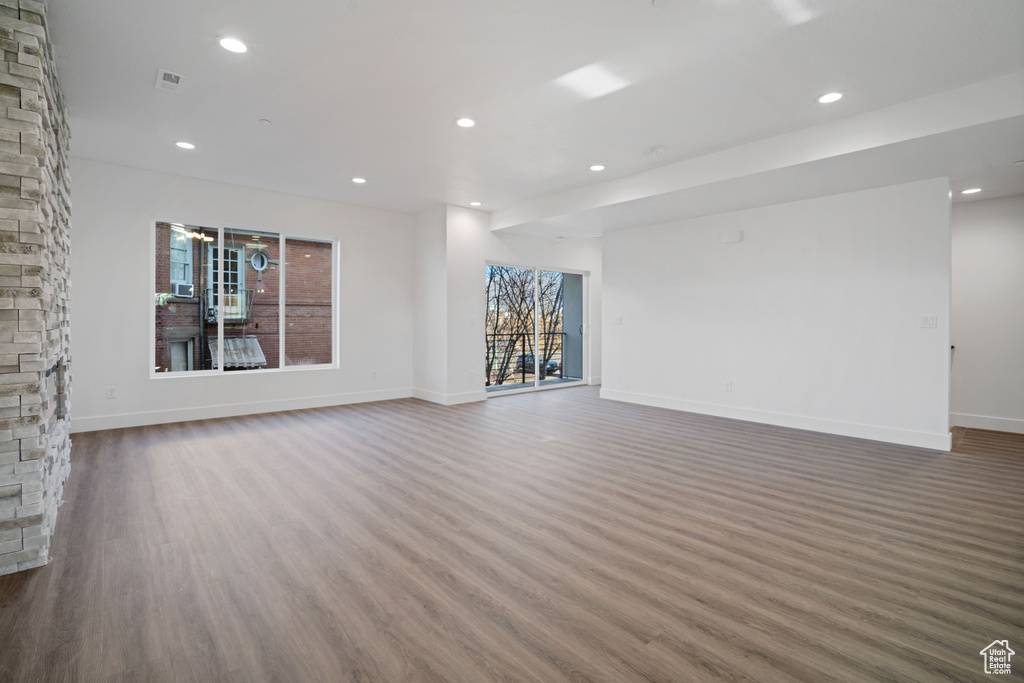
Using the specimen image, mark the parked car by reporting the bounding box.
[514,355,560,375]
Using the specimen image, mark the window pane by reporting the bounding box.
[169,228,192,285]
[537,271,563,381]
[213,228,281,371]
[538,271,583,383]
[284,238,333,366]
[485,265,536,389]
[155,222,332,375]
[154,222,212,374]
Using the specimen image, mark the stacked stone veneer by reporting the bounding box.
[0,0,71,575]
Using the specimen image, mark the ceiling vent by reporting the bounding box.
[155,69,185,93]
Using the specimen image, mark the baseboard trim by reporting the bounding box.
[589,376,602,386]
[71,388,415,433]
[950,412,1024,435]
[412,388,487,406]
[412,387,447,404]
[600,389,951,451]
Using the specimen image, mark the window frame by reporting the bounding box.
[484,259,590,397]
[169,225,193,286]
[151,218,340,379]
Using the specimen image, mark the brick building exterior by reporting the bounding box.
[281,236,333,365]
[154,222,332,373]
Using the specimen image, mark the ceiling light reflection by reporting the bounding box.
[555,64,630,100]
[767,0,817,25]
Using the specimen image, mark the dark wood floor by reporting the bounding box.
[952,424,1024,458]
[1,387,1022,682]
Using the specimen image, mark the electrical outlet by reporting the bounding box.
[724,381,732,393]
[920,315,937,329]
[614,316,623,325]
[105,387,117,399]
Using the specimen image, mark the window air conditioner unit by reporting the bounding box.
[172,283,194,298]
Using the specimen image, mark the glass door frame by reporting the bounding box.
[484,260,590,397]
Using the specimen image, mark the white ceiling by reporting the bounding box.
[48,0,1024,225]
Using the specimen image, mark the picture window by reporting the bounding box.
[153,222,336,375]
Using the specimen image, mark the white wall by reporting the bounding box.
[602,178,951,450]
[70,158,415,432]
[413,204,448,402]
[445,206,490,403]
[951,195,1024,434]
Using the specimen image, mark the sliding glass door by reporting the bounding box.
[485,264,585,393]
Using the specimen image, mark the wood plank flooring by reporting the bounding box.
[1,386,1021,682]
[952,425,1024,458]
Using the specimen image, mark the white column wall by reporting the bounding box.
[413,205,449,403]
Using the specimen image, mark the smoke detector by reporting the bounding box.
[155,69,185,93]
[648,146,667,158]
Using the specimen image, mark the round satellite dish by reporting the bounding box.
[250,251,269,272]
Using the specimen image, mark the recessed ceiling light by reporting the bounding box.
[352,177,366,184]
[455,118,476,128]
[1014,160,1024,166]
[817,92,843,104]
[590,165,605,171]
[961,188,982,194]
[219,37,248,53]
[258,118,272,126]
[469,201,482,207]
[175,141,195,149]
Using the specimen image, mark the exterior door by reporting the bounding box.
[485,264,586,394]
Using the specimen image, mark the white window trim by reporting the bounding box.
[150,218,340,379]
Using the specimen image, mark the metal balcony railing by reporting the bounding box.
[204,288,255,323]
[485,331,565,386]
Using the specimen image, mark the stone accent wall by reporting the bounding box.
[0,0,71,575]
